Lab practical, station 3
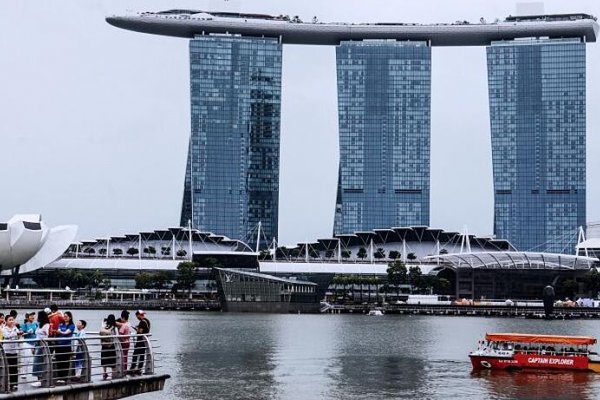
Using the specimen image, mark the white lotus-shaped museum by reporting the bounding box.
[0,214,77,274]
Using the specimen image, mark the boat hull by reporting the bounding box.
[470,354,591,371]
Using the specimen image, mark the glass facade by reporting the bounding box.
[487,38,586,253]
[334,40,431,234]
[181,35,282,246]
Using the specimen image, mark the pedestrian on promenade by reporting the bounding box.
[32,311,50,387]
[130,310,150,375]
[73,320,87,380]
[0,313,6,340]
[3,315,23,390]
[20,312,38,379]
[9,310,20,330]
[48,305,64,337]
[116,310,131,373]
[100,314,118,380]
[55,311,75,383]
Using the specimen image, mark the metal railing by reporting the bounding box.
[0,333,160,393]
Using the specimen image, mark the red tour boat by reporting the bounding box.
[470,333,600,372]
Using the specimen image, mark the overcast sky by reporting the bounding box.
[0,0,598,246]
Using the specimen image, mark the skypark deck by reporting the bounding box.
[106,11,599,45]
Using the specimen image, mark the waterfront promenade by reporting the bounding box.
[0,299,221,312]
[0,332,168,399]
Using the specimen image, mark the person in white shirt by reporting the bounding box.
[3,315,24,390]
[73,320,87,380]
[31,311,50,387]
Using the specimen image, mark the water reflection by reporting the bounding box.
[172,314,278,400]
[474,370,596,400]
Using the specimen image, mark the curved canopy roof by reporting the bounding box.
[425,251,598,270]
[486,333,596,345]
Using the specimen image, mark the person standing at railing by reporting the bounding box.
[73,320,87,381]
[129,310,150,375]
[116,310,131,373]
[31,311,50,387]
[3,315,24,391]
[48,305,64,338]
[55,311,75,384]
[0,313,5,340]
[100,314,118,380]
[20,312,38,380]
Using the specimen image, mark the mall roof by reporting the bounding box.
[307,226,514,250]
[425,251,599,270]
[106,11,599,45]
[214,267,316,286]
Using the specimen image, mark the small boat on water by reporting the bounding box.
[367,309,384,316]
[470,333,600,372]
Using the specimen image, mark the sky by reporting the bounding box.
[0,0,598,246]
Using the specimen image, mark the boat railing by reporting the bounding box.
[0,333,160,394]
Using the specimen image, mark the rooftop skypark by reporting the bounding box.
[106,11,599,45]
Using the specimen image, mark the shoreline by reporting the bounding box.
[0,299,222,311]
[1,300,599,319]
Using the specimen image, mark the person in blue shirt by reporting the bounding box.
[55,311,75,383]
[20,312,39,379]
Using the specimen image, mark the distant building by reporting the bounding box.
[180,35,282,247]
[487,37,587,252]
[333,40,431,234]
[107,11,599,251]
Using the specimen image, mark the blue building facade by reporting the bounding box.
[333,40,431,234]
[487,38,586,253]
[181,35,282,245]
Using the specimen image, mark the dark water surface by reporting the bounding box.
[50,310,600,399]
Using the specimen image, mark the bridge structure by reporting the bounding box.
[0,333,169,400]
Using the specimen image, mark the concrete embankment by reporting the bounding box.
[0,374,170,400]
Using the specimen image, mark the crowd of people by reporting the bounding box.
[0,306,151,391]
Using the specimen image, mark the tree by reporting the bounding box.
[143,246,157,257]
[357,247,367,260]
[560,279,579,299]
[341,250,351,259]
[176,249,187,258]
[388,250,401,260]
[135,272,154,289]
[152,271,172,292]
[374,248,386,259]
[89,269,105,289]
[387,259,408,298]
[433,277,452,295]
[83,248,95,256]
[583,269,600,297]
[161,246,171,256]
[177,262,198,298]
[127,247,139,257]
[325,250,335,259]
[408,266,423,292]
[113,248,123,256]
[407,252,417,261]
[98,248,107,256]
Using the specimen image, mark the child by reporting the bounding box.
[73,320,87,381]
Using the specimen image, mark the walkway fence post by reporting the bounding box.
[0,346,8,393]
[142,335,154,375]
[77,337,92,383]
[112,336,124,379]
[40,340,53,388]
